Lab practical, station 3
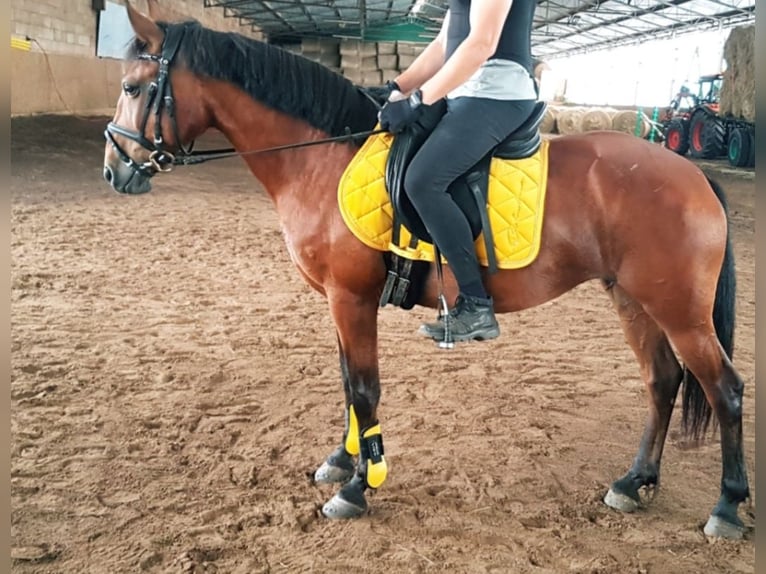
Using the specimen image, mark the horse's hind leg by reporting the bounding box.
[662,325,749,538]
[604,285,683,512]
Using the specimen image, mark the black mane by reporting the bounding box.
[128,21,379,139]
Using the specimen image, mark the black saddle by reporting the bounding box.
[386,100,546,269]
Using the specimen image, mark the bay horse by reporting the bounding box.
[102,1,750,539]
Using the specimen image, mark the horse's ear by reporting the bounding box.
[126,0,164,52]
[146,0,163,21]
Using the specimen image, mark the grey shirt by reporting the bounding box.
[448,59,537,100]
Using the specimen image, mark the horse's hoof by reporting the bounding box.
[604,488,640,513]
[703,515,744,539]
[314,461,355,485]
[321,493,367,520]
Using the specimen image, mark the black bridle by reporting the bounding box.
[105,25,190,176]
[105,25,384,178]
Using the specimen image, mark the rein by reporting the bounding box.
[105,24,384,176]
[168,127,385,167]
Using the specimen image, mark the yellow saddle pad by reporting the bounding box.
[338,133,549,269]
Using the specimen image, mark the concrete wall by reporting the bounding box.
[11,0,261,115]
[11,50,125,116]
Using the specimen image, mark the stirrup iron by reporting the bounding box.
[434,247,454,349]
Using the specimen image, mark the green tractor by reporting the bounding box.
[663,73,754,167]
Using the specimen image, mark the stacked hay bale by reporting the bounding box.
[376,42,399,84]
[297,38,342,76]
[340,40,382,86]
[396,42,424,71]
[719,25,755,121]
[330,40,424,85]
[295,39,427,86]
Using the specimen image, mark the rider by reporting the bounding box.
[378,0,538,342]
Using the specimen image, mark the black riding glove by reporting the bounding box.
[379,90,424,134]
[365,80,401,104]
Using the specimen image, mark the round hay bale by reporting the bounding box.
[579,108,613,132]
[556,107,585,135]
[540,105,558,133]
[612,110,651,138]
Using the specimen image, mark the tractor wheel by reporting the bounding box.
[748,130,755,167]
[689,111,725,159]
[664,119,689,155]
[727,127,751,167]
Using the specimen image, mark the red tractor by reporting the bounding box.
[663,74,754,168]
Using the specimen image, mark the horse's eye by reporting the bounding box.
[123,83,140,98]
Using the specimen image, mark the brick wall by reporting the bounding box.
[12,0,95,57]
[10,0,431,114]
[11,0,261,114]
[11,0,261,57]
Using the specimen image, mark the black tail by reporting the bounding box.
[681,176,736,440]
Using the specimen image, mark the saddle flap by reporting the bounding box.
[384,101,447,241]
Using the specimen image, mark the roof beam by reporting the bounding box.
[534,0,696,47]
[538,6,752,57]
[202,0,755,54]
[233,2,403,15]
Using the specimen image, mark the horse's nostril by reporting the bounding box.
[103,166,113,184]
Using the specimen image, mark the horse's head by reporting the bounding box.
[103,1,208,194]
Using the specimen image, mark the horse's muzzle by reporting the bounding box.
[103,162,153,195]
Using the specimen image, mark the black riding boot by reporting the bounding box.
[419,294,500,342]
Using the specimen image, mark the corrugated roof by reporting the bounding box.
[203,0,755,57]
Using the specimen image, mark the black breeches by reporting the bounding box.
[404,97,537,295]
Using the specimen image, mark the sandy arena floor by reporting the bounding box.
[11,115,755,573]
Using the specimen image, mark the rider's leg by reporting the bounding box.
[404,97,536,340]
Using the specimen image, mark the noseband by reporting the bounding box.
[105,25,192,177]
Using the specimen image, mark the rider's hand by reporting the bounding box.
[364,80,401,106]
[379,90,423,134]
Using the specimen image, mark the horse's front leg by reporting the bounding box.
[315,292,387,519]
[312,336,361,485]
